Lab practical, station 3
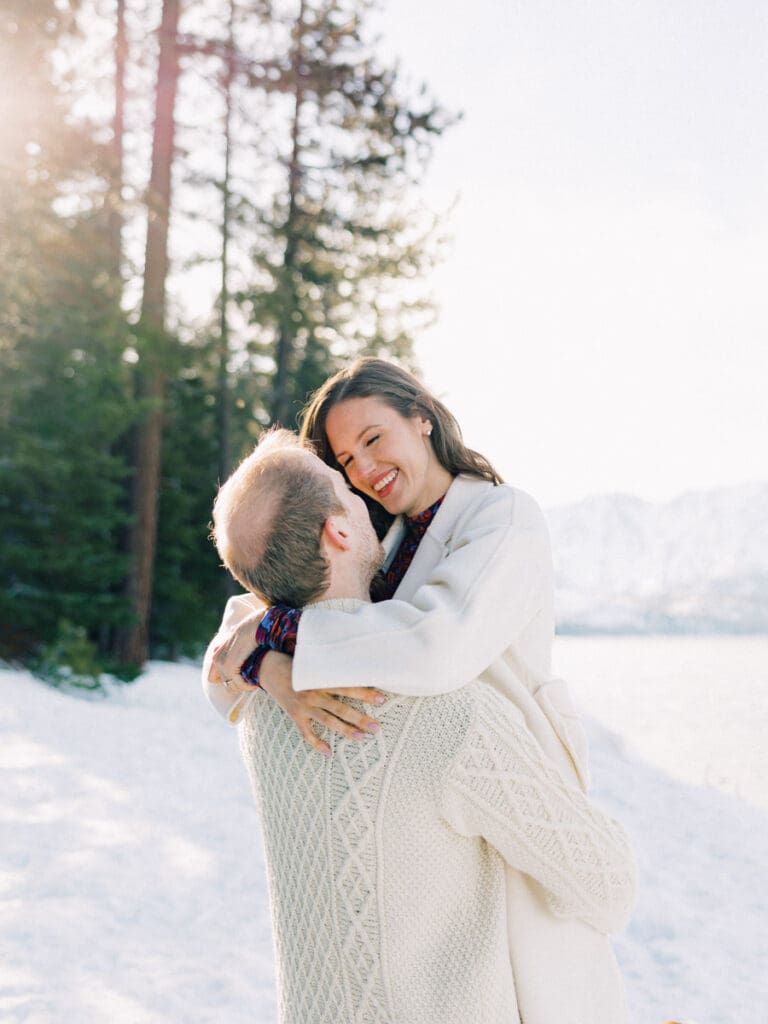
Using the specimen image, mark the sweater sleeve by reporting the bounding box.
[440,688,636,935]
[292,486,552,695]
[202,593,266,723]
[239,606,303,686]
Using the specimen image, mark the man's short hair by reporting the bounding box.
[212,429,343,607]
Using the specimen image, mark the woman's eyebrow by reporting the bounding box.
[334,423,382,458]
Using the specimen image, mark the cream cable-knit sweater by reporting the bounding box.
[239,599,636,1024]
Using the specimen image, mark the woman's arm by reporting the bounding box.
[202,593,265,721]
[291,486,552,695]
[205,597,385,750]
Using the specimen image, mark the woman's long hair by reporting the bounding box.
[300,358,503,537]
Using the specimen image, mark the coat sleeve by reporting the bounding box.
[292,486,552,694]
[440,688,636,935]
[202,593,266,723]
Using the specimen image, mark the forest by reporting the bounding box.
[0,0,453,680]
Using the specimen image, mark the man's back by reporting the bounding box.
[239,676,634,1024]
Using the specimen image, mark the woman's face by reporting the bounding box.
[324,396,452,518]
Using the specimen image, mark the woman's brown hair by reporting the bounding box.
[300,358,503,537]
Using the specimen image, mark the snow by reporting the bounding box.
[2,638,767,1023]
[0,663,276,1024]
[554,637,768,1024]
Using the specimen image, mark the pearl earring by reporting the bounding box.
[425,425,432,437]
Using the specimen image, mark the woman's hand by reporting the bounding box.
[208,608,266,687]
[259,650,385,757]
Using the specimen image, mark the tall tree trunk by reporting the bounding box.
[270,0,305,426]
[115,0,181,666]
[109,0,126,283]
[101,0,127,660]
[217,0,235,484]
[217,0,238,600]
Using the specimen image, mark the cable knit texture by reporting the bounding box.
[239,634,635,1024]
[440,689,634,935]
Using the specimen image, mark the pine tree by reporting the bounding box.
[149,335,237,656]
[0,1,456,668]
[0,1,133,660]
[243,0,454,426]
[114,0,182,667]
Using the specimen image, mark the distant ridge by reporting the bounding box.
[545,481,768,634]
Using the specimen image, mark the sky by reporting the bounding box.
[370,0,768,506]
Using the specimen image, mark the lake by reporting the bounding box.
[553,634,768,810]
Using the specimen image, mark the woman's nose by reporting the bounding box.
[355,449,375,477]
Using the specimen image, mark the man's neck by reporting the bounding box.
[306,595,369,612]
[318,569,372,604]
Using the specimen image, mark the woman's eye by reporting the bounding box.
[341,455,353,468]
[365,434,380,447]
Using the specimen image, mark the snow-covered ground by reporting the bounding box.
[1,636,767,1023]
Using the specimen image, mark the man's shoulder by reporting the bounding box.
[408,683,491,746]
[442,680,528,742]
[402,682,524,787]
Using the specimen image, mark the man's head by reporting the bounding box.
[212,428,383,606]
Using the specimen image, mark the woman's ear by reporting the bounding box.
[322,514,351,552]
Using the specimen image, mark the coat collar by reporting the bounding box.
[388,475,495,600]
[419,474,493,546]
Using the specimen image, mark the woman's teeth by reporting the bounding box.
[373,469,398,493]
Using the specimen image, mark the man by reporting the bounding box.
[206,429,636,1024]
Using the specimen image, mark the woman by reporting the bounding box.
[205,358,631,1024]
[208,357,588,790]
[207,358,585,774]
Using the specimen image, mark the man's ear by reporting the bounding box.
[322,514,351,551]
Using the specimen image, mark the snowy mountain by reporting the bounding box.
[545,481,768,634]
